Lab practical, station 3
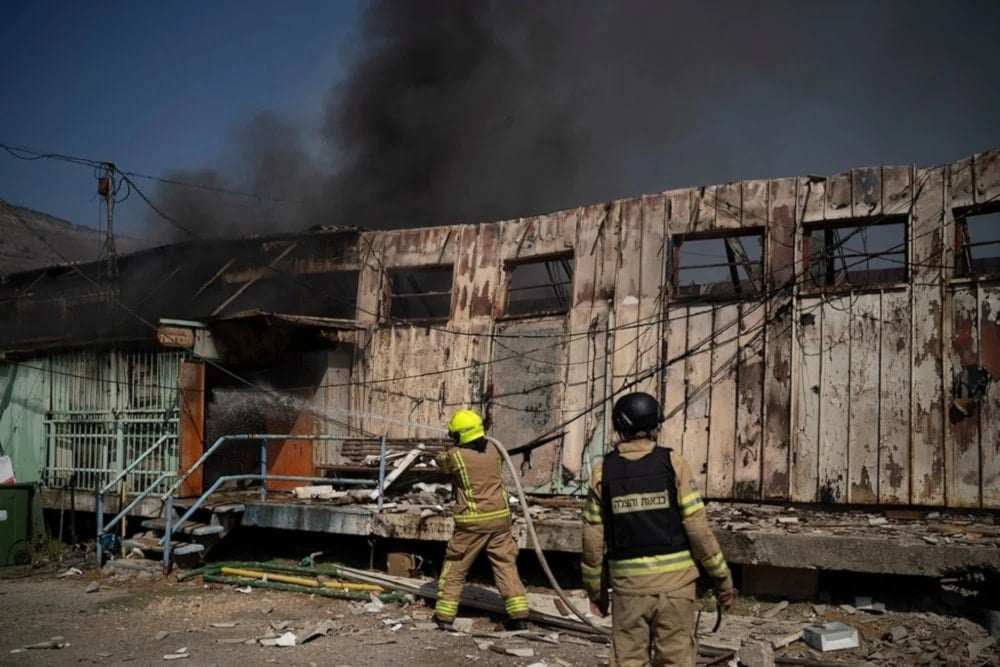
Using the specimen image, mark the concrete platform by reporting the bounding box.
[240,497,1000,578]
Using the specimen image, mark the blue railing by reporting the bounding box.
[157,433,387,571]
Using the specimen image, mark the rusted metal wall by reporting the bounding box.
[306,148,1000,507]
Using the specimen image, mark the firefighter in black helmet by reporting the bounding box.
[582,392,735,667]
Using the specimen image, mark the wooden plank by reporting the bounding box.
[178,359,206,498]
[612,200,641,390]
[801,176,825,224]
[636,194,667,397]
[949,286,980,507]
[761,177,795,499]
[979,287,1000,508]
[825,171,853,221]
[707,304,739,499]
[878,290,911,503]
[847,293,880,504]
[974,149,1000,206]
[818,298,851,503]
[852,166,882,218]
[742,180,768,230]
[662,306,689,446]
[716,182,742,230]
[693,185,718,234]
[910,166,946,505]
[666,188,693,236]
[792,297,822,502]
[682,305,714,493]
[950,156,975,210]
[561,208,594,478]
[734,302,765,499]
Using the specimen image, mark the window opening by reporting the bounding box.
[668,232,764,300]
[954,208,1000,277]
[805,217,907,289]
[506,253,574,316]
[387,266,453,321]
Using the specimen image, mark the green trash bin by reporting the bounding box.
[0,483,33,566]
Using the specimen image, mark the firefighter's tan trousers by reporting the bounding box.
[610,584,697,667]
[434,526,529,621]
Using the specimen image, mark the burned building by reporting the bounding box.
[1,149,998,576]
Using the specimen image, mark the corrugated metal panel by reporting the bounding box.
[0,361,50,483]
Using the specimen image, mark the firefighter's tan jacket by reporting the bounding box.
[436,440,512,533]
[581,438,733,599]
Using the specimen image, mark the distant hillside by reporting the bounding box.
[0,200,143,275]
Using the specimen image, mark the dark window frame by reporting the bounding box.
[667,230,765,302]
[953,205,1000,279]
[501,251,575,319]
[385,265,454,323]
[801,215,909,292]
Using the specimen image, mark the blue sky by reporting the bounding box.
[1,1,999,243]
[0,1,361,236]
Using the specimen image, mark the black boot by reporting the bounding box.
[434,615,457,631]
[505,618,529,631]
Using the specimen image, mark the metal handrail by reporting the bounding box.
[96,471,173,565]
[161,434,351,500]
[99,434,170,495]
[162,472,375,569]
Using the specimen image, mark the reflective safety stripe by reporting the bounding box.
[582,499,603,523]
[581,562,602,586]
[702,551,729,578]
[453,451,477,512]
[678,491,704,518]
[504,595,529,614]
[608,550,695,577]
[453,507,511,523]
[437,562,451,596]
[435,599,459,619]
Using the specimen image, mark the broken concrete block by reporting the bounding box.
[803,622,860,652]
[85,581,101,593]
[505,647,535,658]
[762,600,789,618]
[275,632,296,647]
[969,636,997,661]
[155,631,170,641]
[453,617,474,633]
[885,626,908,642]
[738,639,775,667]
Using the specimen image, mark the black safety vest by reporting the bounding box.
[601,446,689,560]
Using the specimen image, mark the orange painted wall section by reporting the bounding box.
[178,360,206,498]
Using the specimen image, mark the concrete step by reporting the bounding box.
[123,535,204,557]
[140,517,225,537]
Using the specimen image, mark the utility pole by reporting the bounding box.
[98,162,118,280]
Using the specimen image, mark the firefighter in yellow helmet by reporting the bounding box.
[582,392,735,666]
[433,409,530,631]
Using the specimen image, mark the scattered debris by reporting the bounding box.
[209,621,237,628]
[155,631,170,641]
[234,586,253,594]
[163,648,189,660]
[969,636,997,661]
[803,622,860,652]
[301,619,338,643]
[738,639,775,667]
[24,636,68,650]
[85,581,101,593]
[885,625,908,642]
[56,567,83,578]
[762,600,788,618]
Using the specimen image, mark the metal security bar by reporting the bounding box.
[43,349,183,493]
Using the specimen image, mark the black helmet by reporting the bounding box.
[612,392,662,435]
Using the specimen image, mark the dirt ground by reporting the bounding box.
[0,560,606,667]
[3,556,1000,667]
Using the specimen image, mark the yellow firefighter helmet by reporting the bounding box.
[448,409,486,446]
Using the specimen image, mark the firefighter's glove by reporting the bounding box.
[714,583,736,611]
[590,596,609,618]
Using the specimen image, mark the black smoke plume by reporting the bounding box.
[148,0,1000,241]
